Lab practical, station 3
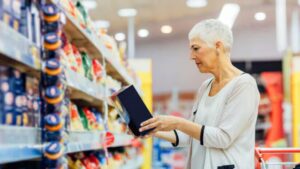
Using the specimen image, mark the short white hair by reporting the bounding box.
[188,19,233,49]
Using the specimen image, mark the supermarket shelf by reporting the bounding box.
[0,22,41,77]
[0,126,133,163]
[64,68,114,108]
[120,156,144,169]
[50,0,135,85]
[66,130,102,153]
[66,131,134,153]
[110,133,133,148]
[0,126,42,164]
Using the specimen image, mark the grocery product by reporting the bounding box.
[80,51,93,80]
[44,32,62,51]
[69,102,84,131]
[72,45,85,76]
[92,59,102,82]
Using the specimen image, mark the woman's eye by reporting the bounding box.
[193,47,200,51]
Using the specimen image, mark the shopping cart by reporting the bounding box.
[255,147,300,169]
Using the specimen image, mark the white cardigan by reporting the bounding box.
[173,74,260,169]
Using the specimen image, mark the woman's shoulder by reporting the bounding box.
[236,73,257,86]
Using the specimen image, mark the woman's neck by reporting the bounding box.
[211,55,241,83]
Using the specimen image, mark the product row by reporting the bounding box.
[0,64,126,133]
[0,146,143,169]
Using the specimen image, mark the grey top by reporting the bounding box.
[174,74,260,169]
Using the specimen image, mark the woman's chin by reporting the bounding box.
[198,67,208,73]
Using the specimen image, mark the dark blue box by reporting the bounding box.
[111,85,154,136]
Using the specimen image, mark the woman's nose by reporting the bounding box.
[190,53,196,60]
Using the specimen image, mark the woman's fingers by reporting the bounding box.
[140,116,158,127]
[139,121,160,132]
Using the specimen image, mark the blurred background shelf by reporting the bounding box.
[0,22,41,77]
[120,156,144,169]
[0,126,42,164]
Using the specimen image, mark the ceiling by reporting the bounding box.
[87,0,298,41]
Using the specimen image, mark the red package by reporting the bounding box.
[82,155,100,169]
[83,108,97,129]
[72,45,84,75]
[92,59,102,82]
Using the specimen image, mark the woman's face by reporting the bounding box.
[189,38,217,73]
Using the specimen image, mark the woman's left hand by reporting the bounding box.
[139,115,180,133]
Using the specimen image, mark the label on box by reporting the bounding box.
[3,0,11,11]
[5,112,13,125]
[11,0,21,18]
[4,92,14,106]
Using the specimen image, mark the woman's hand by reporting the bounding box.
[139,115,181,134]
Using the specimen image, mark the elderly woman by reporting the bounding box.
[139,19,260,169]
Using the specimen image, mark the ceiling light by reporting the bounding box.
[255,12,266,21]
[161,25,172,34]
[94,20,110,29]
[114,32,126,41]
[137,29,149,38]
[217,3,240,29]
[186,0,207,8]
[81,0,97,10]
[118,8,137,17]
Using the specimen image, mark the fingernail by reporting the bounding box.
[139,128,142,132]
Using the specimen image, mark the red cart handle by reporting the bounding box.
[256,147,300,154]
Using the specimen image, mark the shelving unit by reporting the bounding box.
[50,0,135,86]
[0,22,41,78]
[0,126,134,164]
[0,22,114,109]
[64,68,114,107]
[66,131,133,153]
[0,1,143,167]
[0,126,41,164]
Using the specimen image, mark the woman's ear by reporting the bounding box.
[215,41,222,50]
[215,41,222,56]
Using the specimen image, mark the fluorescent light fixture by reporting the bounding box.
[291,10,300,52]
[137,29,149,38]
[81,0,97,10]
[186,0,207,8]
[161,25,172,34]
[118,8,137,17]
[255,12,266,21]
[94,20,110,29]
[114,32,126,41]
[217,3,240,28]
[276,0,287,52]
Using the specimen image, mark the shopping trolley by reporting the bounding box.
[255,147,300,169]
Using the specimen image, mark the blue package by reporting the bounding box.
[30,3,41,47]
[3,109,14,125]
[3,92,14,111]
[45,130,63,142]
[11,69,26,94]
[3,92,14,125]
[14,94,23,126]
[32,98,40,127]
[20,5,28,37]
[0,79,11,92]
